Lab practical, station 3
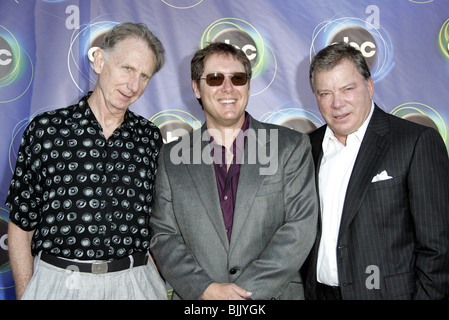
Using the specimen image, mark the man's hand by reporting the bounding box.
[201,283,253,300]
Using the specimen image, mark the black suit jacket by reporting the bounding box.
[305,105,449,299]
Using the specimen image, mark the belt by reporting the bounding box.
[317,282,342,300]
[40,252,149,274]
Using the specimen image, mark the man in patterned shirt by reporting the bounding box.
[6,22,167,299]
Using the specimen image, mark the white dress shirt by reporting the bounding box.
[317,103,374,286]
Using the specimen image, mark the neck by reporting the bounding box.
[206,113,247,146]
[211,127,240,149]
[335,134,347,146]
[88,89,126,139]
[208,118,246,150]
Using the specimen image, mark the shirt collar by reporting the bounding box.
[322,101,374,152]
[80,91,136,134]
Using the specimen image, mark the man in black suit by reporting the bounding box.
[304,42,449,299]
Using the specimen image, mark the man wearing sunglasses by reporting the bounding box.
[150,42,318,300]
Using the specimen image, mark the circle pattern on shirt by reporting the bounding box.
[7,94,162,260]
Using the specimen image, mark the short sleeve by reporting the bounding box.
[6,119,43,231]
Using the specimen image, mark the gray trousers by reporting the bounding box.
[22,253,168,300]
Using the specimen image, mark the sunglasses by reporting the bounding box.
[200,72,249,86]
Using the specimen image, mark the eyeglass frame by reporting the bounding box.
[199,72,250,87]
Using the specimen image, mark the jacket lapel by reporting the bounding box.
[309,126,326,239]
[187,118,274,251]
[229,118,267,250]
[186,124,230,251]
[338,105,391,236]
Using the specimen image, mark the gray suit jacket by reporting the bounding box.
[305,105,449,299]
[150,116,318,300]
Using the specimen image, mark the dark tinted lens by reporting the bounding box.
[230,73,247,86]
[204,73,248,86]
[206,73,225,86]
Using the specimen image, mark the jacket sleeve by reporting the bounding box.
[409,127,449,299]
[149,145,214,300]
[234,134,318,299]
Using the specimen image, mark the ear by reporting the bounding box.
[92,48,105,74]
[192,80,201,99]
[367,77,374,100]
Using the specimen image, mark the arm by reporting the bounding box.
[150,147,214,299]
[8,221,34,300]
[409,128,449,299]
[234,135,318,299]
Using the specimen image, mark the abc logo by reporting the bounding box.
[329,26,377,67]
[158,120,193,144]
[212,29,258,68]
[0,36,13,79]
[279,117,317,134]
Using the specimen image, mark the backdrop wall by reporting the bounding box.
[1,0,448,300]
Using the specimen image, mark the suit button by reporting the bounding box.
[229,268,237,275]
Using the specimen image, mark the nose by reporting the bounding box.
[220,76,234,93]
[332,92,344,109]
[128,75,140,93]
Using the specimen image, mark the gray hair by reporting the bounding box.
[309,42,371,92]
[102,22,165,74]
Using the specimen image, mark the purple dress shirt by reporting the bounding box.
[209,114,250,241]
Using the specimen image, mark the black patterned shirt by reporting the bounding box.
[6,92,163,260]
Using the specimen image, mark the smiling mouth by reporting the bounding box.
[334,113,349,120]
[219,99,237,104]
[119,90,133,100]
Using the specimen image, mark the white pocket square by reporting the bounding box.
[371,170,393,183]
